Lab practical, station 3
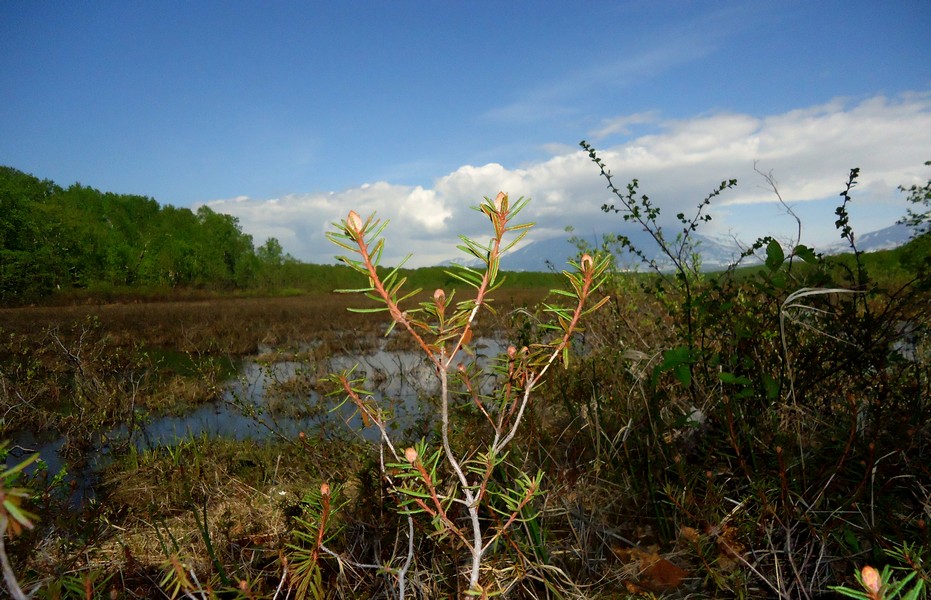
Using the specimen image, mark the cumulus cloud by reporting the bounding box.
[205,91,931,267]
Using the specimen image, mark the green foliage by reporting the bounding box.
[898,160,931,237]
[831,544,928,600]
[287,482,344,600]
[3,155,928,598]
[569,144,931,598]
[1,443,39,600]
[0,167,271,303]
[0,165,564,306]
[0,443,38,535]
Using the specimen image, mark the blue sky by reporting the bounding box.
[2,1,930,265]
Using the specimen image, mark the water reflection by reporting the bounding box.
[7,337,505,506]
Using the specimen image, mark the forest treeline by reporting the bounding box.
[0,165,301,303]
[0,166,560,305]
[6,163,926,307]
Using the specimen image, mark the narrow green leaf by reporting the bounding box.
[501,228,531,253]
[548,289,576,298]
[505,221,534,232]
[3,500,34,528]
[328,239,358,252]
[398,488,433,499]
[456,244,483,259]
[371,238,385,264]
[584,295,611,314]
[396,287,423,304]
[371,219,390,239]
[445,270,483,289]
[347,306,390,313]
[1,452,38,478]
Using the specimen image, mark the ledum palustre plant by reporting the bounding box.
[317,192,610,597]
[1,444,38,600]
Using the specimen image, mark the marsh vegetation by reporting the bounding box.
[1,161,930,598]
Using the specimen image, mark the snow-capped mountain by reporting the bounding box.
[823,222,917,255]
[446,228,743,272]
[446,222,918,273]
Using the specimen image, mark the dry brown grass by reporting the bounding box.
[4,287,598,596]
[0,289,554,439]
[22,433,375,594]
[0,289,549,353]
[0,295,379,354]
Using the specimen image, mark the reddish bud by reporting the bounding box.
[580,253,593,272]
[320,481,330,496]
[507,345,517,359]
[680,526,700,543]
[494,192,507,211]
[405,447,418,463]
[434,288,445,304]
[861,565,881,595]
[347,210,363,234]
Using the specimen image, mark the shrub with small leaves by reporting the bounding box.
[315,193,609,597]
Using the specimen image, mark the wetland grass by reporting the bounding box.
[1,287,561,598]
[3,248,926,598]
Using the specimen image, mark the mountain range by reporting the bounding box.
[447,222,918,273]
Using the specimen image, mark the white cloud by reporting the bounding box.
[205,91,931,267]
[590,111,660,140]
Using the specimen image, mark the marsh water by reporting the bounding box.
[6,336,506,505]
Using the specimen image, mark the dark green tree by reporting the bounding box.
[0,167,63,301]
[0,165,284,302]
[195,206,256,287]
